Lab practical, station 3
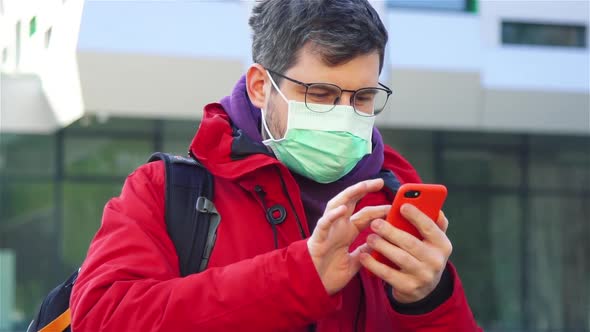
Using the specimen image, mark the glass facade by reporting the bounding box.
[0,117,588,331]
[383,130,590,331]
[0,118,196,331]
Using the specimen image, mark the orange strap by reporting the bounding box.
[39,308,71,332]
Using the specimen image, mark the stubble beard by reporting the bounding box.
[262,96,286,140]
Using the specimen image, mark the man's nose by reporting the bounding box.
[335,92,354,106]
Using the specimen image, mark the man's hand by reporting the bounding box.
[307,178,390,295]
[360,204,453,303]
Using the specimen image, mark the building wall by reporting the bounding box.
[2,0,587,134]
[0,0,85,132]
[71,0,589,134]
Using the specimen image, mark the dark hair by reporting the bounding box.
[249,0,388,77]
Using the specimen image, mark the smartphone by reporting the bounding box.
[370,183,447,270]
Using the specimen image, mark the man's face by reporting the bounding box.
[264,44,381,140]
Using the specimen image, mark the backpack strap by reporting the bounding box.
[27,269,79,332]
[148,153,220,277]
[38,308,70,332]
[377,169,402,201]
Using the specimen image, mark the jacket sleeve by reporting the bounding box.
[70,161,341,331]
[386,263,483,331]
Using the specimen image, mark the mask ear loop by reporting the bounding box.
[260,108,277,141]
[266,70,289,103]
[261,70,289,142]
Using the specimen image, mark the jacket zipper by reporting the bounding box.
[254,185,280,249]
[275,166,315,332]
[275,166,307,239]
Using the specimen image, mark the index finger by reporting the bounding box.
[436,210,449,233]
[400,204,447,246]
[326,178,384,211]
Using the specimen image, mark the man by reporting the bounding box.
[71,1,481,331]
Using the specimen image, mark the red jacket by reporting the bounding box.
[71,104,482,331]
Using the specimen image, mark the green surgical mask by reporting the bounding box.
[261,72,375,184]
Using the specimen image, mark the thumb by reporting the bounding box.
[349,243,372,270]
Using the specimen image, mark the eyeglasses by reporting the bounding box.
[267,70,392,117]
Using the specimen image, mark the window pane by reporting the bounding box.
[380,129,435,182]
[64,137,152,177]
[529,135,590,191]
[62,182,122,269]
[387,0,466,11]
[442,149,521,188]
[0,134,55,176]
[163,120,198,139]
[445,192,522,328]
[0,182,54,223]
[0,182,56,327]
[487,195,522,330]
[443,131,521,148]
[66,116,156,134]
[502,21,587,48]
[163,140,190,156]
[528,195,590,330]
[29,16,36,37]
[162,120,198,155]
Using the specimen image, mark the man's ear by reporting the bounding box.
[246,64,270,109]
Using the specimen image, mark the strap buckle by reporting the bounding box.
[196,196,216,214]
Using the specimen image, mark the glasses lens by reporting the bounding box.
[305,84,342,112]
[354,88,389,116]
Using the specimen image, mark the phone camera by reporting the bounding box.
[404,190,421,198]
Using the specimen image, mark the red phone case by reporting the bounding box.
[370,183,447,270]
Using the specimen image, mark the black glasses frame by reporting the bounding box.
[267,69,393,116]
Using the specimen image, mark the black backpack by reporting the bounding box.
[27,153,220,332]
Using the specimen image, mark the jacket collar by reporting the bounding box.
[190,103,288,184]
